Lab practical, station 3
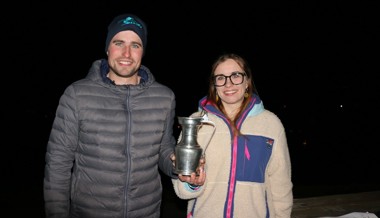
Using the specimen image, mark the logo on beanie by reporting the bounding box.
[119,17,143,29]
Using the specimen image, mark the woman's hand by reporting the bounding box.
[178,157,206,186]
[171,154,206,186]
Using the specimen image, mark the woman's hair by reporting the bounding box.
[203,53,258,136]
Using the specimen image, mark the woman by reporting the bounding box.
[172,53,293,217]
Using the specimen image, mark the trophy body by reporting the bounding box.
[175,116,213,175]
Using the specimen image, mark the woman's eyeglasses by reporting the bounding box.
[213,72,246,87]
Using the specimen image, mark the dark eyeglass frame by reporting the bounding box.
[213,72,246,87]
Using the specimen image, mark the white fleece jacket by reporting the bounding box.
[172,95,293,218]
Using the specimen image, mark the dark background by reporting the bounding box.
[4,1,379,217]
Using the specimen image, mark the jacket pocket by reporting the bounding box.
[236,135,274,182]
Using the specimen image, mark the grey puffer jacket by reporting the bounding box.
[44,59,177,218]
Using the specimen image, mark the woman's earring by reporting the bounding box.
[216,95,219,102]
[244,90,249,98]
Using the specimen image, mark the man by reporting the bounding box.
[44,13,177,218]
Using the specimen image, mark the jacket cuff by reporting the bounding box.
[185,183,201,191]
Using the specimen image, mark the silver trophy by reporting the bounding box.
[174,116,215,175]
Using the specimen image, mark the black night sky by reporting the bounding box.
[5,1,380,216]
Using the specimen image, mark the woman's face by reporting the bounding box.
[213,59,248,109]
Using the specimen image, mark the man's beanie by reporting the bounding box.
[105,14,147,54]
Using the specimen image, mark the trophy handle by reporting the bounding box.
[199,113,216,156]
[200,113,215,127]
